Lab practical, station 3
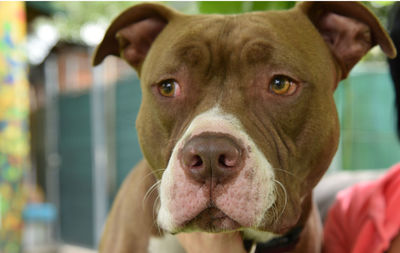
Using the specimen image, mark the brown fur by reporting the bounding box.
[99,161,159,252]
[93,2,396,252]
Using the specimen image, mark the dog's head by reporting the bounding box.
[94,2,396,237]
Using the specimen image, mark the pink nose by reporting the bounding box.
[180,133,244,184]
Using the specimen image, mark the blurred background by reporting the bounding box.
[0,1,399,253]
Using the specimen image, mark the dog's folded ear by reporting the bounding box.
[92,3,178,71]
[298,2,397,79]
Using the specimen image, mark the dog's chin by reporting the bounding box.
[179,207,241,233]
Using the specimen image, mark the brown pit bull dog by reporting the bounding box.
[93,2,396,253]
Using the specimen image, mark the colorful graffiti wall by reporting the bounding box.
[0,2,29,253]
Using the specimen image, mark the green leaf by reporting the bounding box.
[198,1,246,14]
[197,1,294,14]
[251,1,295,11]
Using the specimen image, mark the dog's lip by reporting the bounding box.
[183,207,241,232]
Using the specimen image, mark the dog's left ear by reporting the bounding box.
[92,3,178,72]
[298,2,397,79]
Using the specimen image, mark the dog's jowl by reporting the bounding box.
[93,2,396,253]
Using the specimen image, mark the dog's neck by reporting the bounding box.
[244,226,303,253]
[242,194,312,253]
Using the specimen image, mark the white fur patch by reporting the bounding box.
[243,228,280,242]
[148,235,185,253]
[158,105,277,233]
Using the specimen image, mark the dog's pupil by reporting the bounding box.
[162,82,173,93]
[273,78,285,90]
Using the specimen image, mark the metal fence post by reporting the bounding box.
[44,54,61,241]
[91,54,108,247]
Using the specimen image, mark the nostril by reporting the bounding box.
[192,155,203,168]
[218,155,226,167]
[183,152,204,169]
[218,154,239,168]
[218,155,231,167]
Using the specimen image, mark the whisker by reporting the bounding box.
[274,168,296,179]
[136,168,163,202]
[273,179,288,221]
[145,180,161,199]
[139,168,164,210]
[152,195,162,235]
[143,180,161,208]
[152,195,161,219]
[141,168,165,182]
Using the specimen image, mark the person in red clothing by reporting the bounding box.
[323,164,400,253]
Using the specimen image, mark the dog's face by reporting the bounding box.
[140,10,341,235]
[94,2,395,236]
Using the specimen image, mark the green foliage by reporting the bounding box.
[31,2,197,44]
[363,1,394,28]
[251,2,295,11]
[198,2,245,14]
[40,2,136,43]
[197,1,295,14]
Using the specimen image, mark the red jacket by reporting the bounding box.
[324,163,400,253]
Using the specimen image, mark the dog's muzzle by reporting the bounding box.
[157,106,276,233]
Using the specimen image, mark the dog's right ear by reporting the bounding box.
[297,2,396,79]
[92,3,177,72]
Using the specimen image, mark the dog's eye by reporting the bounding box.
[158,79,181,97]
[269,75,297,96]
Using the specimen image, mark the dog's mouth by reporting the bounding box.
[184,207,241,232]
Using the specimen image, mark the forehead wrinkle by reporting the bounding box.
[175,43,208,68]
[241,40,274,65]
[170,39,215,83]
[230,15,277,66]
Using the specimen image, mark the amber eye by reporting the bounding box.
[158,79,180,97]
[269,75,297,96]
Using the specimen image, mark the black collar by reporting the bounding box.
[243,227,303,253]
